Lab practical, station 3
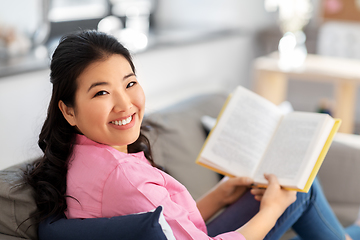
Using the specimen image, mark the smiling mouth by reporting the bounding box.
[111,115,133,126]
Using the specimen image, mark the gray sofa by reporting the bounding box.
[1,92,360,239]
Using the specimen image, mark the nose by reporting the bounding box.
[112,91,132,113]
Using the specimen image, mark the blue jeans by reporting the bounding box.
[207,178,360,240]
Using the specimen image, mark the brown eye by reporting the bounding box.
[127,82,136,88]
[94,91,108,97]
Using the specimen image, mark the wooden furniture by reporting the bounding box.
[253,52,360,133]
[322,0,360,23]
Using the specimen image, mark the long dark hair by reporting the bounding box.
[25,30,155,222]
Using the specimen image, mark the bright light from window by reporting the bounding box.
[278,31,307,70]
[49,0,108,22]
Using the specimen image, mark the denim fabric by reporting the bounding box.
[207,178,360,240]
[345,225,360,240]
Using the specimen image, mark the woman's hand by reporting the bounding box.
[197,176,253,222]
[236,174,296,240]
[251,174,297,217]
[215,176,254,206]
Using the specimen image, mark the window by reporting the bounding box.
[49,0,109,22]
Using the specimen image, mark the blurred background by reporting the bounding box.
[1,0,360,169]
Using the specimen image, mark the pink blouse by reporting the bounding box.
[66,134,245,240]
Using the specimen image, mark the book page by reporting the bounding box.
[253,112,334,188]
[200,86,283,177]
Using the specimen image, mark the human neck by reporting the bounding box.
[111,145,128,153]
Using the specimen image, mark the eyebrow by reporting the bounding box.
[87,82,108,92]
[87,73,136,92]
[124,73,136,79]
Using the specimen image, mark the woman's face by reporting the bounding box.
[59,54,145,153]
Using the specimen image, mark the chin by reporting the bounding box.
[125,132,142,146]
[129,135,141,146]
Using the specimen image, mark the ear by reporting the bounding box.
[58,100,77,126]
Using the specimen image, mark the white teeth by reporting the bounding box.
[112,116,132,126]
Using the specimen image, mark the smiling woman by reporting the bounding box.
[25,30,155,224]
[58,54,145,153]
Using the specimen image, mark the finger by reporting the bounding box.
[231,176,254,186]
[221,176,230,182]
[250,188,266,195]
[264,173,282,190]
[264,173,279,185]
[254,195,262,201]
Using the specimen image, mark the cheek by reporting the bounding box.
[134,87,145,115]
[76,102,109,126]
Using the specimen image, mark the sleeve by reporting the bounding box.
[101,160,245,240]
[38,207,167,240]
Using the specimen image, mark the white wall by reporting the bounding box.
[153,0,278,32]
[135,33,253,112]
[0,0,42,35]
[0,70,51,169]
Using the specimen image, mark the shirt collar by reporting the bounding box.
[75,134,146,160]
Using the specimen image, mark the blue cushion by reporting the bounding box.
[38,206,167,240]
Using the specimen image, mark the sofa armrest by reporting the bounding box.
[318,133,360,225]
[0,233,29,240]
[319,133,360,204]
[0,162,38,239]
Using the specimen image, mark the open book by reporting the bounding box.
[196,86,341,192]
